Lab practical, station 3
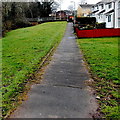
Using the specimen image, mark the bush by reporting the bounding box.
[78,24,95,30]
[12,19,32,30]
[2,20,13,37]
[2,19,32,36]
[96,22,106,29]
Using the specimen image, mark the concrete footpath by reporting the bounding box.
[10,23,98,118]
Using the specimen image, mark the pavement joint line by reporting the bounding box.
[37,84,83,89]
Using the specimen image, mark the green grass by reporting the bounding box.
[2,22,67,117]
[77,37,119,118]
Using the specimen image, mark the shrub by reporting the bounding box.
[96,22,106,29]
[12,19,32,30]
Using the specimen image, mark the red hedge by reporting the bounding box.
[75,28,120,38]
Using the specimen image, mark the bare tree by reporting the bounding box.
[2,0,58,34]
[80,0,87,4]
[68,4,74,11]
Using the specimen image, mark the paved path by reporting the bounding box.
[10,23,98,118]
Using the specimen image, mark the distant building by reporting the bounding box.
[77,4,94,17]
[64,10,73,16]
[49,10,73,20]
[91,0,120,28]
[56,11,67,20]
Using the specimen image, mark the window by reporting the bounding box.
[118,1,120,9]
[108,15,111,22]
[97,5,99,9]
[108,3,112,9]
[96,5,98,9]
[92,7,94,11]
[101,4,104,9]
[100,14,103,19]
[99,15,100,19]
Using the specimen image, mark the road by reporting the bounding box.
[10,23,98,118]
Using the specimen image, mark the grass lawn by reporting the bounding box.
[77,37,119,118]
[2,21,67,117]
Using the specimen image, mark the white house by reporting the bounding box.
[91,0,120,28]
[115,0,120,28]
[104,0,115,28]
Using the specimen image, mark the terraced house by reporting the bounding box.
[91,0,120,28]
[77,4,94,17]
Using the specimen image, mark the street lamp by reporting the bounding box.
[71,1,76,24]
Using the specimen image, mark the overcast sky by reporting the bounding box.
[59,0,101,10]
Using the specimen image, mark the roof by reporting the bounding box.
[92,10,99,13]
[79,4,94,8]
[104,9,114,14]
[98,0,117,4]
[93,0,118,7]
[97,10,105,14]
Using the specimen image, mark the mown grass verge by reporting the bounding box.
[2,21,67,117]
[77,37,119,118]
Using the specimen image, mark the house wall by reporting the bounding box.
[99,4,105,11]
[77,6,82,17]
[106,13,114,28]
[94,5,99,11]
[82,8,91,16]
[97,14,106,23]
[91,3,104,23]
[95,14,99,22]
[105,2,114,28]
[105,2,114,13]
[77,5,92,17]
[115,0,120,28]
